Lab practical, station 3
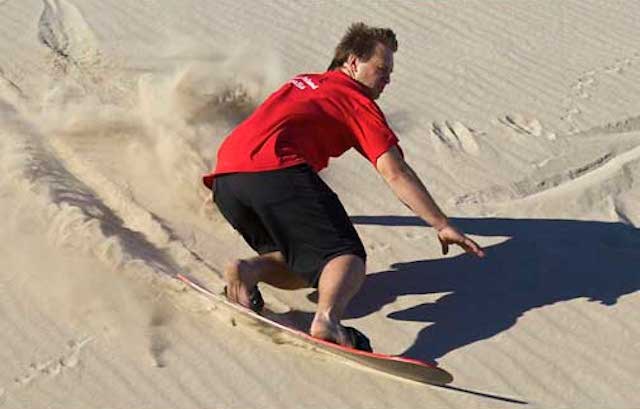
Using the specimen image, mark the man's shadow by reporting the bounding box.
[342,216,640,362]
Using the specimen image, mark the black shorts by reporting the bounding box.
[213,164,366,287]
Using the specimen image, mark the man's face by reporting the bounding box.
[352,43,394,100]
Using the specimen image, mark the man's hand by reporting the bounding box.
[437,225,485,258]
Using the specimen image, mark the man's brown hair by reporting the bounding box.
[328,22,398,71]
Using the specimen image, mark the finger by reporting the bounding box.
[463,237,485,257]
[439,237,449,255]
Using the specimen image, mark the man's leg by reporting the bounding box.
[224,251,307,307]
[225,252,367,348]
[309,254,366,346]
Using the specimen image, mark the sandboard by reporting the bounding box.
[176,273,453,386]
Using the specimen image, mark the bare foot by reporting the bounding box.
[309,314,351,347]
[224,259,259,309]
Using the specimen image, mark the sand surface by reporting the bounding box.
[1,1,639,408]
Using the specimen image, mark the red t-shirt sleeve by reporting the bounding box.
[348,99,400,166]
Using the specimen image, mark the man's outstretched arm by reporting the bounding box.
[376,146,485,257]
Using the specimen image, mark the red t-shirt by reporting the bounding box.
[203,70,400,188]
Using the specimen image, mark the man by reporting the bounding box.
[202,23,485,351]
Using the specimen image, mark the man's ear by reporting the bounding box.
[345,54,359,74]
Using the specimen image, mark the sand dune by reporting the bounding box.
[1,1,639,408]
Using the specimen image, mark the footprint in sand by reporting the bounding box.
[38,0,103,80]
[604,58,633,74]
[403,231,429,241]
[500,113,556,140]
[366,241,391,252]
[430,121,480,155]
[11,337,92,388]
[563,52,640,133]
[572,75,596,99]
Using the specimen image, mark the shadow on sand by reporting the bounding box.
[342,216,640,362]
